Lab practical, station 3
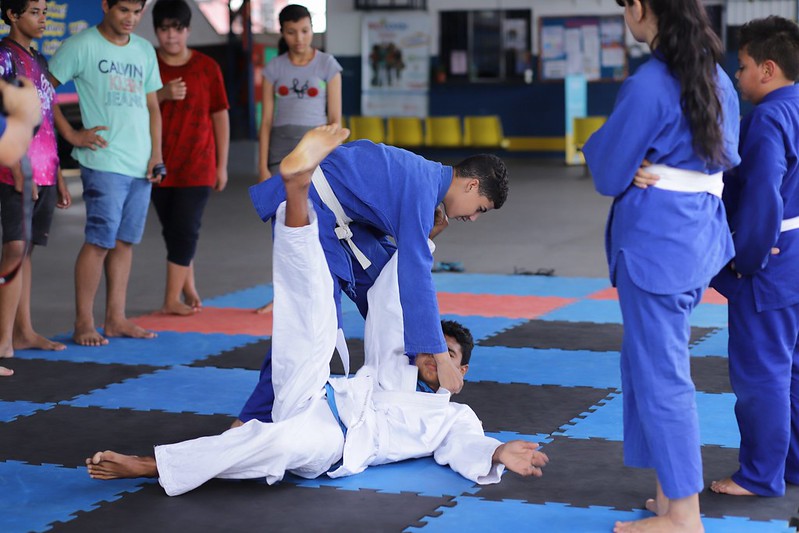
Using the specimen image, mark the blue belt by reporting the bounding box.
[325,383,347,436]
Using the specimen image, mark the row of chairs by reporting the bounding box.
[345,115,510,149]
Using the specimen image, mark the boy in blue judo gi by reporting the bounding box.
[584,0,740,530]
[234,123,509,426]
[708,16,799,498]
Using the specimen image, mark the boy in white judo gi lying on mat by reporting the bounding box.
[85,125,549,496]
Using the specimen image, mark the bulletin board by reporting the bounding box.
[538,15,627,81]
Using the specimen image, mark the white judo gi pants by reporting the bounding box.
[154,203,346,496]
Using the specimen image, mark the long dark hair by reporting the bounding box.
[277,4,312,55]
[617,0,726,165]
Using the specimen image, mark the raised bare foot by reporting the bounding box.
[255,301,273,315]
[279,124,350,181]
[614,515,704,533]
[230,418,244,429]
[73,323,109,347]
[86,450,158,480]
[14,332,66,351]
[161,301,198,316]
[0,366,13,377]
[710,477,755,496]
[104,319,157,340]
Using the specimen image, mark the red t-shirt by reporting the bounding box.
[157,50,229,188]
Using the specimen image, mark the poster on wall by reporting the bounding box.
[0,1,102,97]
[361,13,430,117]
[539,15,626,81]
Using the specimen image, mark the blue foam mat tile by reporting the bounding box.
[441,315,528,342]
[691,328,729,358]
[0,400,55,422]
[485,431,553,446]
[202,285,274,308]
[287,457,480,498]
[688,303,729,329]
[465,346,621,389]
[539,299,623,324]
[0,461,147,533]
[64,366,258,416]
[431,273,611,298]
[407,498,795,533]
[341,310,366,339]
[554,391,740,448]
[13,332,261,366]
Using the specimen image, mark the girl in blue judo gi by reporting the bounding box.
[235,124,508,426]
[708,16,799,499]
[583,0,740,531]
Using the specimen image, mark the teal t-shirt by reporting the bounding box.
[49,27,162,178]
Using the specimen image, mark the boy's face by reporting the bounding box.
[736,48,766,104]
[102,0,144,37]
[156,20,190,56]
[444,178,494,222]
[281,17,313,56]
[415,335,468,391]
[10,0,47,40]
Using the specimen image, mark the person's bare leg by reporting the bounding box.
[644,480,669,516]
[86,450,158,480]
[73,242,109,346]
[162,261,196,316]
[710,477,756,496]
[254,301,273,314]
[182,262,202,309]
[280,124,350,227]
[13,249,66,351]
[103,241,156,339]
[0,241,24,357]
[614,492,703,533]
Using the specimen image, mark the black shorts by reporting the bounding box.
[0,182,57,245]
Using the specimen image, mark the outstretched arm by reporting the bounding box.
[492,440,549,477]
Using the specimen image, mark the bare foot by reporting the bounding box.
[13,332,66,351]
[710,477,755,496]
[104,319,157,340]
[614,515,703,533]
[86,450,158,480]
[279,124,350,180]
[0,366,13,377]
[183,288,202,309]
[644,499,659,515]
[73,323,109,347]
[230,419,244,429]
[161,301,198,316]
[255,301,273,315]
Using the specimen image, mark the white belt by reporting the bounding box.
[782,216,799,233]
[647,164,724,198]
[311,166,372,270]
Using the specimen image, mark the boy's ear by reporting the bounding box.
[761,59,779,83]
[459,364,469,377]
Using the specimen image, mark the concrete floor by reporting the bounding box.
[25,158,611,338]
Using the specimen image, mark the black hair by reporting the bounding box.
[107,0,146,9]
[152,0,191,30]
[739,16,799,82]
[1,0,30,26]
[441,320,474,366]
[452,154,508,209]
[277,4,312,55]
[616,0,727,166]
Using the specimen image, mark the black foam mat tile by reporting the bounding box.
[691,355,732,394]
[0,405,232,468]
[50,480,453,533]
[455,382,615,436]
[0,358,160,403]
[480,320,719,352]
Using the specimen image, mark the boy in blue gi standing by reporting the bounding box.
[584,0,740,530]
[234,134,508,427]
[709,16,799,498]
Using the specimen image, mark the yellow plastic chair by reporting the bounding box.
[348,116,386,144]
[463,115,509,149]
[386,117,424,148]
[425,116,462,148]
[573,116,607,153]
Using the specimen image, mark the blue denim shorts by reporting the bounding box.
[80,165,151,248]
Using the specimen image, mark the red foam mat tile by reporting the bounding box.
[587,286,727,305]
[437,292,576,319]
[132,307,272,336]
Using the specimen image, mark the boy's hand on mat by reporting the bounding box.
[493,440,548,477]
